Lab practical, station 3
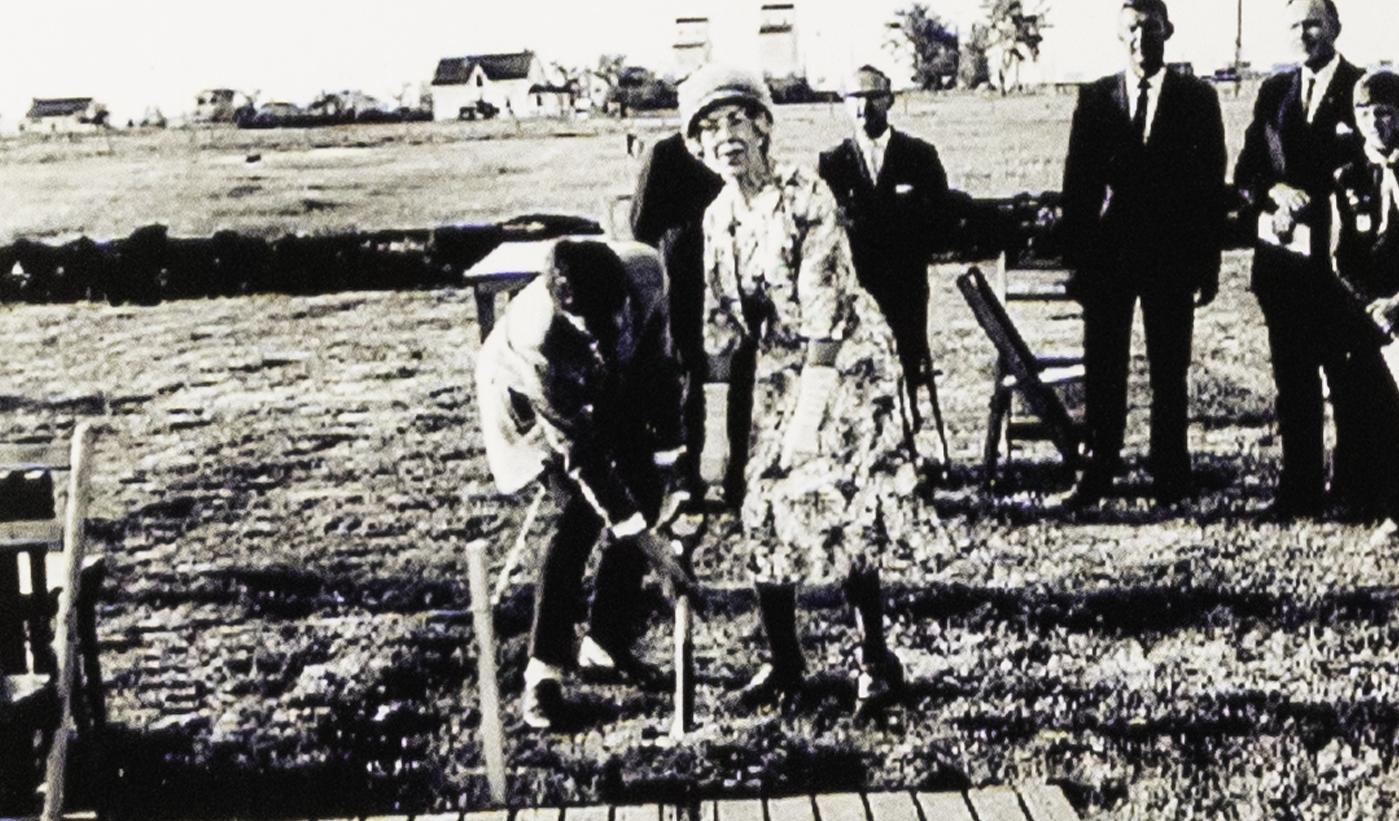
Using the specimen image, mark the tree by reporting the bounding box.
[609,66,678,113]
[959,23,992,89]
[891,4,960,91]
[983,0,1048,94]
[595,54,627,90]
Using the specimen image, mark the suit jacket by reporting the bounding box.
[818,128,950,299]
[629,133,723,248]
[1236,57,1365,283]
[1328,156,1399,356]
[1061,69,1227,293]
[629,132,722,370]
[476,243,683,531]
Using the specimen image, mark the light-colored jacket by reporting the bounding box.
[475,242,683,531]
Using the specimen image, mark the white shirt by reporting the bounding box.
[1301,56,1340,124]
[1381,155,1399,236]
[1125,68,1165,142]
[855,125,892,182]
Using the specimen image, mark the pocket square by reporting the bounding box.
[894,183,914,195]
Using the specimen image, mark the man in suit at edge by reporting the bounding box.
[630,131,724,494]
[1060,0,1226,506]
[819,65,952,462]
[1235,0,1368,518]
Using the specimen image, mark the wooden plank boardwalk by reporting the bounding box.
[320,784,1080,821]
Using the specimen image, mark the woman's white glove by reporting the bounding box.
[780,365,838,467]
[700,382,731,486]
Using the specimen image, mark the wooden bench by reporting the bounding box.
[0,424,107,821]
[958,265,1086,487]
[442,784,1079,820]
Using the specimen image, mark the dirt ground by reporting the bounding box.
[2,90,1398,819]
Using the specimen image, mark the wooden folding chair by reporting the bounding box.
[957,265,1086,487]
[0,423,107,821]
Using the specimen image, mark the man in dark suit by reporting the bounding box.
[819,65,951,449]
[1235,0,1367,518]
[1060,0,1226,505]
[629,131,724,492]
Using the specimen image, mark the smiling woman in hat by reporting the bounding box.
[680,63,932,716]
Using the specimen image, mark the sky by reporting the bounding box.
[0,0,1394,127]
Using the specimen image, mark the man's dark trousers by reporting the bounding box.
[1253,245,1361,506]
[1082,277,1195,485]
[529,465,657,668]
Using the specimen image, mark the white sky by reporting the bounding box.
[0,0,1393,126]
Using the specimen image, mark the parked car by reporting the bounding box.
[458,101,499,121]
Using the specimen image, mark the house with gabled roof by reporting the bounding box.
[430,50,569,121]
[22,97,109,133]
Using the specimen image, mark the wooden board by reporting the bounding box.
[713,799,764,821]
[863,791,921,821]
[915,792,976,821]
[661,806,699,821]
[967,787,1027,821]
[0,445,69,472]
[613,806,658,821]
[462,811,511,821]
[766,796,816,821]
[1016,785,1079,821]
[0,521,63,552]
[813,793,867,821]
[564,805,612,821]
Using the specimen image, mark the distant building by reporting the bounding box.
[673,17,712,78]
[430,51,563,121]
[193,89,241,124]
[758,4,801,80]
[22,98,108,133]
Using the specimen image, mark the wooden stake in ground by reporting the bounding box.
[42,422,94,821]
[465,540,507,805]
[671,539,693,739]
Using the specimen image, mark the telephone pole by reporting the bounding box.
[1234,0,1245,95]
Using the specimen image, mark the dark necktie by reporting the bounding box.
[1302,77,1316,122]
[1132,78,1151,143]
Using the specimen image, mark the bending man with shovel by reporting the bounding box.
[476,238,700,730]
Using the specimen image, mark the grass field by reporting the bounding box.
[2,88,1398,819]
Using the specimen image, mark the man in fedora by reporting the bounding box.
[819,65,952,461]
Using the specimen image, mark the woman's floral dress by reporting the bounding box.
[701,163,927,581]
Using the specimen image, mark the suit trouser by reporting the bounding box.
[660,222,709,492]
[1081,282,1195,483]
[528,466,652,668]
[1330,344,1399,516]
[1254,256,1364,507]
[866,278,933,417]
